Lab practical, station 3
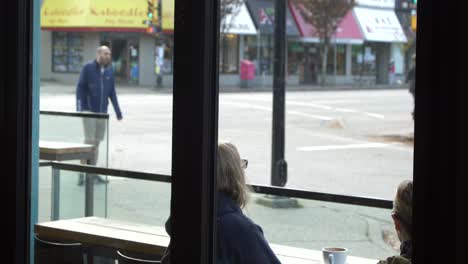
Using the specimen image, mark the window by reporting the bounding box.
[218,0,415,262]
[219,34,240,74]
[52,32,84,73]
[326,44,346,75]
[352,44,377,76]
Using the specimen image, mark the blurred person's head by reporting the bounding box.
[392,180,413,242]
[96,46,112,66]
[217,142,249,208]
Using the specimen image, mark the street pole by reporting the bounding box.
[334,33,337,86]
[271,0,287,187]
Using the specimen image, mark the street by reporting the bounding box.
[41,83,414,199]
[38,82,414,259]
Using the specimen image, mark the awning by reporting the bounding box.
[41,0,149,32]
[221,3,257,35]
[353,7,407,43]
[246,0,300,36]
[289,3,364,44]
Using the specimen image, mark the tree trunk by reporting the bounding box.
[321,44,329,86]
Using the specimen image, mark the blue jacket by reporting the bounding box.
[217,193,281,264]
[76,60,123,119]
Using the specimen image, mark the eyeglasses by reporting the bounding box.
[241,159,248,169]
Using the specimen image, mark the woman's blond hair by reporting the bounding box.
[217,143,249,208]
[394,180,413,236]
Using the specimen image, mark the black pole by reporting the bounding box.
[271,0,287,187]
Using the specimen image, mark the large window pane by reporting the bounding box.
[217,0,415,262]
[36,0,175,262]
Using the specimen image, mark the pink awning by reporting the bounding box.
[289,2,364,44]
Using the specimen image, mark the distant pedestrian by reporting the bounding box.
[406,55,416,120]
[388,58,396,85]
[155,45,165,88]
[76,46,123,185]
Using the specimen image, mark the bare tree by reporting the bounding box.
[295,0,354,85]
[219,0,243,73]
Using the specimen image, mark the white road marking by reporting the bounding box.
[222,99,385,120]
[286,110,334,121]
[365,113,385,119]
[297,143,388,152]
[221,102,272,112]
[335,108,358,113]
[222,101,334,121]
[287,101,333,110]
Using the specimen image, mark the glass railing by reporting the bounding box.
[39,111,110,220]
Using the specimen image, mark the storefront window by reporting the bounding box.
[52,32,84,73]
[287,41,304,75]
[219,34,239,74]
[326,44,346,75]
[352,44,376,76]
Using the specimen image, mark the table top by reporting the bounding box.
[39,140,95,155]
[35,217,379,263]
[35,217,169,256]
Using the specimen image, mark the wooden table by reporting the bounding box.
[39,140,95,162]
[39,140,96,220]
[35,217,379,264]
[35,217,169,256]
[271,244,378,264]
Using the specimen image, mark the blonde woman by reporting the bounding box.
[160,143,280,264]
[217,142,281,264]
[378,180,413,264]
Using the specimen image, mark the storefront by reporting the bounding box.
[245,0,300,86]
[219,2,257,78]
[353,6,407,84]
[289,2,364,84]
[40,0,167,86]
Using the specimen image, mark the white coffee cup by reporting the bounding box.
[322,247,348,264]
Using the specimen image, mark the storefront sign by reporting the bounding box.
[289,2,364,44]
[355,0,395,8]
[354,7,407,42]
[221,3,257,35]
[162,0,174,33]
[411,13,417,31]
[246,0,300,36]
[41,0,148,30]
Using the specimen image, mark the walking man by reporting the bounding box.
[76,46,123,185]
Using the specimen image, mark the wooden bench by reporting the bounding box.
[39,140,97,220]
[35,217,379,264]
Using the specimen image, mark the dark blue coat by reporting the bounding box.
[217,193,281,264]
[76,60,122,119]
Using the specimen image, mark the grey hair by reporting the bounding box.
[394,180,413,237]
[217,143,249,208]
